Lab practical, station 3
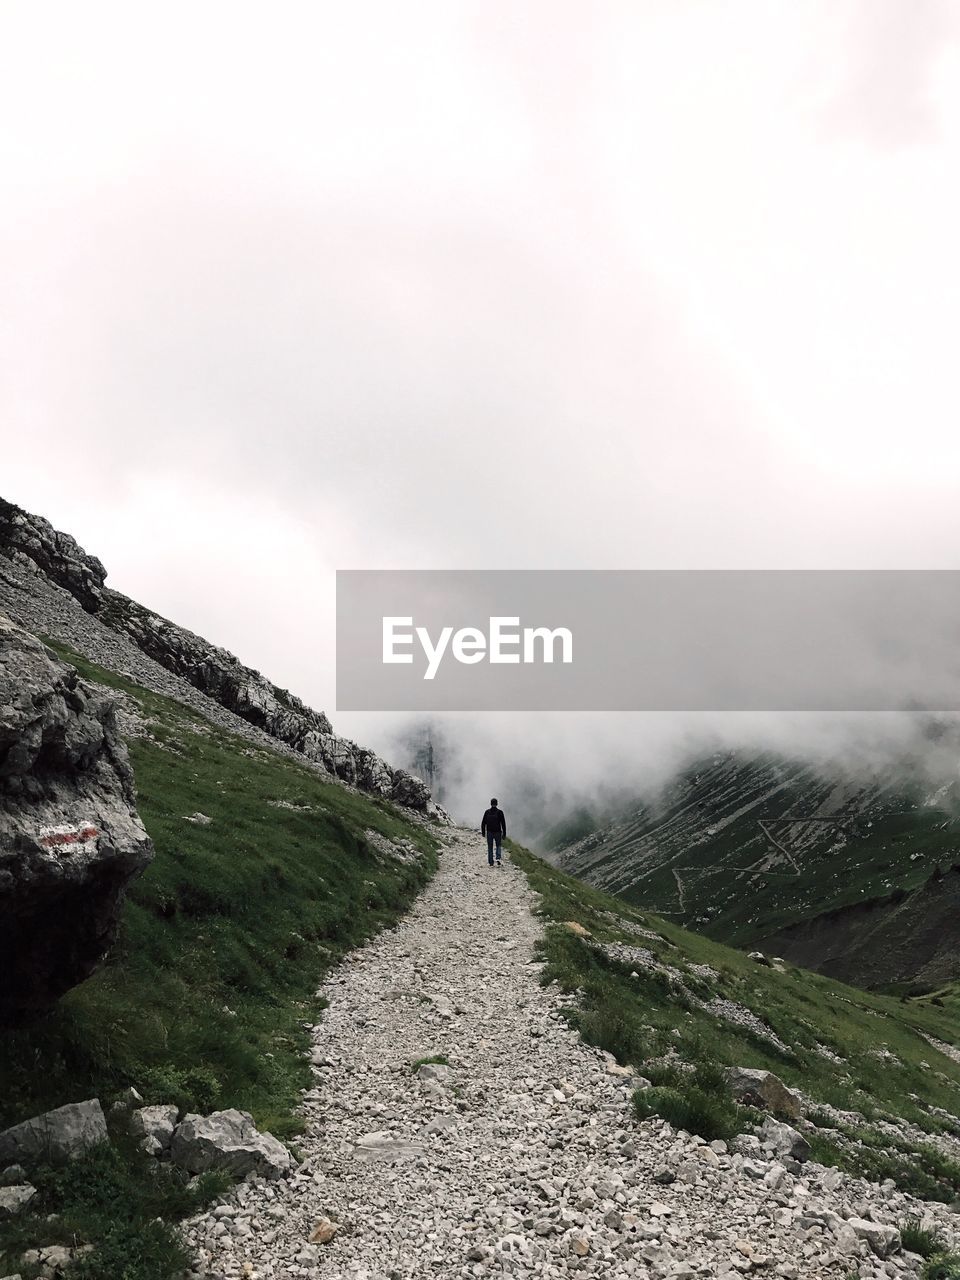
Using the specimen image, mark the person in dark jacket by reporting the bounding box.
[481,798,506,866]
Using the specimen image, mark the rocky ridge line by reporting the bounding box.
[0,498,441,815]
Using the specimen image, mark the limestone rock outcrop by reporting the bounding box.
[130,1104,179,1151]
[169,1109,293,1180]
[0,1100,108,1165]
[99,589,335,743]
[0,618,153,1024]
[0,499,439,816]
[98,592,435,811]
[0,498,106,612]
[725,1067,802,1119]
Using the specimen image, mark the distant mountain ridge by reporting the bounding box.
[0,497,441,815]
[545,750,960,989]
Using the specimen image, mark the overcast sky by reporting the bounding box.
[3,1,960,821]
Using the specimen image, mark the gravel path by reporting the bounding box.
[185,831,955,1280]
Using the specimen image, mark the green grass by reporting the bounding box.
[808,1130,960,1204]
[901,1219,948,1259]
[544,752,960,949]
[410,1054,449,1073]
[923,1256,960,1280]
[632,1086,736,1141]
[0,645,439,1277]
[633,1065,743,1142]
[1,1129,229,1280]
[509,840,960,1183]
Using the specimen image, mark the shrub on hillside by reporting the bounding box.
[690,1060,730,1097]
[0,1138,227,1280]
[900,1220,946,1260]
[808,1131,960,1205]
[572,1006,650,1066]
[923,1256,960,1280]
[633,1083,740,1142]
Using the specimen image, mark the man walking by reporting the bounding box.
[481,798,507,866]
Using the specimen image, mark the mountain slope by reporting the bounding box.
[760,864,960,992]
[511,843,960,1200]
[182,837,960,1279]
[0,645,439,1277]
[0,643,438,1131]
[0,496,439,813]
[546,751,960,989]
[4,650,960,1276]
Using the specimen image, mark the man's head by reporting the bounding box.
[490,798,498,807]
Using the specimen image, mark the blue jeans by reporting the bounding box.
[486,832,502,864]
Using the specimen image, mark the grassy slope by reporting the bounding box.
[547,753,960,949]
[511,841,960,1200]
[1,647,438,1278]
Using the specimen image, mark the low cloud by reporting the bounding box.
[364,709,960,839]
[3,1,960,832]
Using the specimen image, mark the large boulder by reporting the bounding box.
[389,768,433,811]
[169,1110,292,1180]
[0,1100,107,1165]
[847,1217,901,1259]
[130,1104,179,1151]
[725,1067,802,1119]
[0,1184,36,1216]
[759,1115,811,1161]
[0,617,153,1025]
[353,1130,425,1164]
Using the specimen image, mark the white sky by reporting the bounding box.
[3,1,960,817]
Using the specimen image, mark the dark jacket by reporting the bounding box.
[481,806,506,837]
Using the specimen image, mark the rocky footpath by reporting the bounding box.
[182,832,958,1280]
[0,615,153,1025]
[0,498,441,816]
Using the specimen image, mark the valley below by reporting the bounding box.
[544,752,960,992]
